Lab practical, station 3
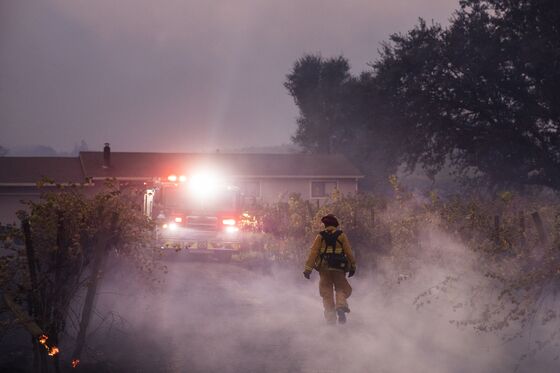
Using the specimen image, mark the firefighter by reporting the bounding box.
[303,214,356,324]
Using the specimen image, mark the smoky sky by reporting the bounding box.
[0,0,456,153]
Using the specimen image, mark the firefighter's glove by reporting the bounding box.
[303,270,311,280]
[348,269,355,278]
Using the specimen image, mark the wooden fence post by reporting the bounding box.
[531,211,548,246]
[518,211,526,246]
[494,215,501,246]
[22,219,48,373]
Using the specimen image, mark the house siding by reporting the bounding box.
[336,180,358,195]
[236,178,358,204]
[261,178,310,202]
[0,188,40,225]
[0,186,99,226]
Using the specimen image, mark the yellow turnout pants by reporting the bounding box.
[319,269,352,323]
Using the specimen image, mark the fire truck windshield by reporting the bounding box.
[162,184,237,213]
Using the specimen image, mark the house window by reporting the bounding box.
[311,181,337,198]
[241,180,261,198]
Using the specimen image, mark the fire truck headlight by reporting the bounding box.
[169,222,178,230]
[225,226,239,234]
[222,218,236,226]
[189,172,221,196]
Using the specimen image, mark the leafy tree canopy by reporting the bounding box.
[373,0,560,190]
[285,55,405,191]
[287,0,560,191]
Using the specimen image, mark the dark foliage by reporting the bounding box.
[284,55,404,191]
[373,0,560,190]
[286,0,560,191]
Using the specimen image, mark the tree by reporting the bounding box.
[373,0,560,190]
[285,55,405,190]
[70,140,89,156]
[0,145,7,156]
[0,181,156,372]
[285,55,355,153]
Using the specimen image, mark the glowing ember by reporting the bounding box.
[71,359,80,368]
[36,334,61,358]
[48,346,59,356]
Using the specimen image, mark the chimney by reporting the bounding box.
[103,143,111,169]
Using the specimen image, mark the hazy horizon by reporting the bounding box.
[1,0,457,153]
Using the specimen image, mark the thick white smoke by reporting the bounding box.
[82,230,557,373]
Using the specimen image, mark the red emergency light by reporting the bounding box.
[167,174,187,183]
[221,217,239,233]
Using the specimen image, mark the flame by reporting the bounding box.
[48,346,59,356]
[37,334,60,358]
[72,359,80,368]
[38,334,48,345]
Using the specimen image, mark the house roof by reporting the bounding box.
[79,152,363,179]
[0,157,86,184]
[0,152,363,185]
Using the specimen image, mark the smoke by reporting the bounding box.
[80,229,558,373]
[1,0,457,152]
[3,199,559,372]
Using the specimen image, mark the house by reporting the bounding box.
[0,157,85,224]
[0,145,363,224]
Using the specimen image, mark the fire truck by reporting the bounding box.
[143,171,242,260]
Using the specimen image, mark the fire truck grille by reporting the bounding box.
[187,216,219,230]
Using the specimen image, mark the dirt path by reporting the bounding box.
[81,259,544,373]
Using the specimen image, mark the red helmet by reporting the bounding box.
[321,214,339,227]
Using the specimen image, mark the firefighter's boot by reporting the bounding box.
[337,308,347,324]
